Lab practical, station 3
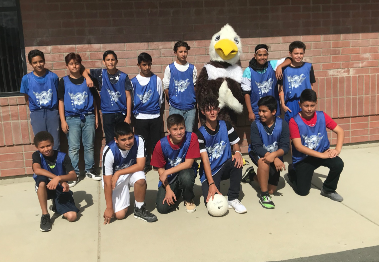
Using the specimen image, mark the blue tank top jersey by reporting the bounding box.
[255,117,283,163]
[292,111,330,165]
[249,64,280,118]
[132,74,160,115]
[63,76,94,117]
[198,120,231,183]
[27,71,58,112]
[282,62,312,102]
[107,135,139,174]
[159,132,197,188]
[33,151,66,190]
[100,69,127,114]
[168,63,196,110]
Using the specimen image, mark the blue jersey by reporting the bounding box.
[255,117,283,163]
[198,120,231,183]
[132,74,160,115]
[292,111,330,165]
[282,62,312,102]
[63,76,94,117]
[107,136,139,173]
[33,151,66,190]
[168,63,196,110]
[249,65,280,118]
[100,69,127,114]
[25,71,59,112]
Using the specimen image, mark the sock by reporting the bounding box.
[261,191,269,196]
[135,201,144,209]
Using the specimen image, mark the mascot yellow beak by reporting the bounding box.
[214,39,238,61]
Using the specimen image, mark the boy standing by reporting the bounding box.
[288,89,344,201]
[20,50,60,150]
[102,122,157,223]
[279,41,316,123]
[58,53,100,185]
[196,96,247,213]
[248,96,290,209]
[151,114,200,214]
[82,50,133,144]
[163,41,197,131]
[131,53,163,173]
[32,131,79,232]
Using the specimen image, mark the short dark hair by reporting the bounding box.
[114,122,134,139]
[174,41,190,52]
[258,96,277,112]
[65,53,82,65]
[28,49,45,63]
[199,95,219,112]
[103,50,117,61]
[255,44,269,53]
[289,41,306,53]
[167,114,185,129]
[300,89,317,103]
[138,52,152,64]
[34,131,54,147]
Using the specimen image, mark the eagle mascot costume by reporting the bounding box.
[196,24,244,126]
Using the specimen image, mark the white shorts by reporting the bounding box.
[111,171,146,213]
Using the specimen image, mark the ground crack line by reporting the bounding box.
[97,182,102,262]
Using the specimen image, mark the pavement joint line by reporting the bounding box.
[97,182,101,262]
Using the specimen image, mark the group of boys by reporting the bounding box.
[24,40,345,232]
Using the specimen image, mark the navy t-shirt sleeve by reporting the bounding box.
[195,129,206,152]
[310,65,316,84]
[250,121,268,157]
[278,120,290,155]
[225,121,240,145]
[58,78,65,100]
[125,74,132,91]
[63,154,74,173]
[32,151,41,165]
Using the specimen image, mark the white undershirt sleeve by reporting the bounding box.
[162,65,171,90]
[193,66,198,86]
[156,77,164,104]
[136,136,146,158]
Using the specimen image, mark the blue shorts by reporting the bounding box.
[34,175,79,215]
[248,151,280,186]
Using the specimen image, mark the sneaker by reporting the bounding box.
[259,194,275,209]
[144,165,152,173]
[184,200,196,213]
[67,176,78,187]
[134,204,158,222]
[320,189,343,202]
[40,214,52,232]
[228,199,247,214]
[242,166,256,183]
[86,171,101,181]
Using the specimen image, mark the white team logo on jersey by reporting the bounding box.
[168,157,183,167]
[115,159,136,171]
[206,141,226,162]
[263,141,278,153]
[302,133,323,150]
[174,79,190,93]
[287,74,306,90]
[33,89,53,107]
[107,89,121,105]
[137,90,153,104]
[256,78,273,96]
[68,91,88,108]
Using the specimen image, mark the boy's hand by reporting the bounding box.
[159,171,168,184]
[47,176,61,190]
[248,112,256,122]
[282,105,292,113]
[124,115,131,124]
[61,121,69,134]
[262,152,276,164]
[103,207,114,224]
[62,182,69,192]
[85,77,94,88]
[111,173,120,190]
[321,149,331,159]
[232,152,243,168]
[274,158,285,172]
[206,184,221,202]
[95,117,99,129]
[163,187,177,206]
[328,149,340,158]
[276,66,283,80]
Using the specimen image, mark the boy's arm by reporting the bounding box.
[24,94,29,107]
[329,125,344,158]
[59,100,69,134]
[232,143,243,168]
[244,94,255,121]
[275,57,291,80]
[163,65,170,101]
[278,84,291,113]
[113,157,145,182]
[124,90,132,124]
[33,163,57,179]
[93,95,99,129]
[103,175,114,224]
[81,66,94,88]
[164,89,169,101]
[160,158,195,184]
[292,138,330,159]
[200,151,221,202]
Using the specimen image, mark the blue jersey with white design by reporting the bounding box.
[33,151,66,190]
[100,69,127,114]
[198,120,231,183]
[292,111,330,165]
[26,71,58,112]
[132,74,160,115]
[63,76,94,117]
[249,65,280,118]
[107,136,139,174]
[255,117,283,162]
[168,63,196,110]
[283,63,312,102]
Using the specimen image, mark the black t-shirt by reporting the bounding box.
[89,69,132,91]
[278,63,316,85]
[32,150,74,174]
[58,75,98,100]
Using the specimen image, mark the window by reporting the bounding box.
[0,0,26,94]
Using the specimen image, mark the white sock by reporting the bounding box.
[135,201,144,209]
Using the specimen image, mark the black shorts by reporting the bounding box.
[34,175,79,215]
[249,152,280,186]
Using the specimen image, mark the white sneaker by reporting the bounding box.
[228,199,247,214]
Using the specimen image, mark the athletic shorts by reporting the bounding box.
[249,152,280,186]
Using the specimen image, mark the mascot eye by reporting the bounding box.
[234,37,239,44]
[215,35,220,41]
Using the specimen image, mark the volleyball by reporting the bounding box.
[207,194,228,217]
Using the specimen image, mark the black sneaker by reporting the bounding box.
[134,204,158,222]
[144,165,152,173]
[259,194,275,209]
[242,166,256,183]
[40,214,52,232]
[50,200,57,213]
[86,171,101,181]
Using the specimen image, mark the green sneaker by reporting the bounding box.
[242,166,256,183]
[259,194,275,209]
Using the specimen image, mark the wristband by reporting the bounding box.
[235,151,241,155]
[209,182,215,186]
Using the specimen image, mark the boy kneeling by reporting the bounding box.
[102,122,157,224]
[248,96,290,209]
[196,97,247,213]
[32,131,79,232]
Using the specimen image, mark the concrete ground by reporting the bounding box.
[1,144,379,262]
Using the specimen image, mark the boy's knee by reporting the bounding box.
[179,169,195,186]
[134,179,146,187]
[156,203,171,214]
[333,158,344,172]
[115,208,127,220]
[65,212,77,222]
[296,189,310,196]
[257,159,269,169]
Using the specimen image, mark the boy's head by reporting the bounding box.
[174,41,190,64]
[65,53,82,74]
[103,50,118,71]
[137,52,152,77]
[299,89,317,118]
[254,44,269,66]
[257,96,277,123]
[114,122,135,151]
[167,114,186,144]
[289,41,306,64]
[28,49,45,74]
[199,96,220,122]
[34,131,54,157]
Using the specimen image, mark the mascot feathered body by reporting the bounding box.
[196,24,244,125]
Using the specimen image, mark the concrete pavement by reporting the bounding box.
[1,144,379,262]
